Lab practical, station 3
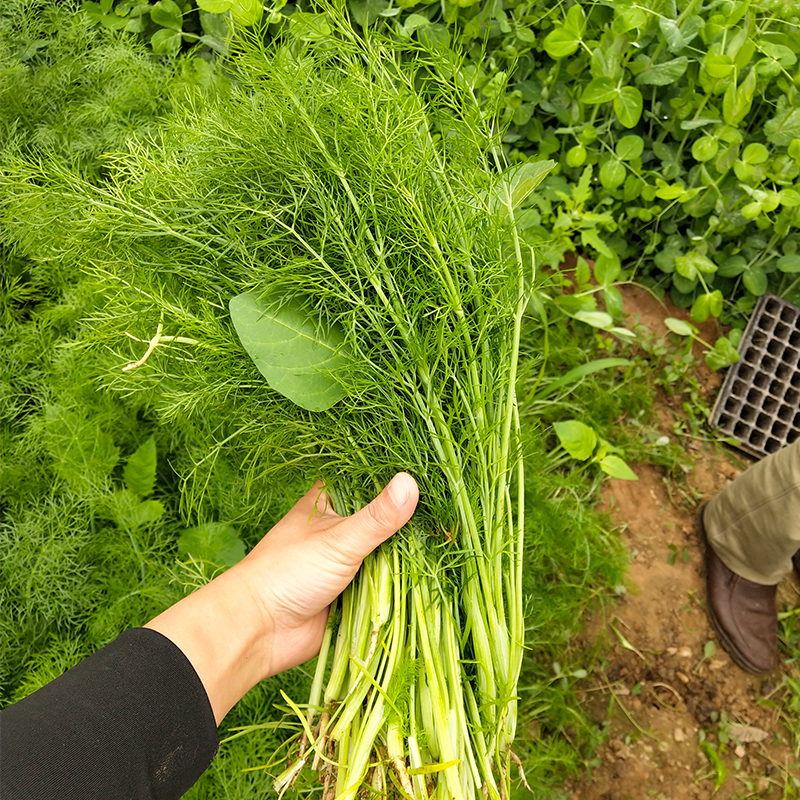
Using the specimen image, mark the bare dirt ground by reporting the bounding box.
[566,287,800,800]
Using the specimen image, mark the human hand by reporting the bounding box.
[145,473,418,724]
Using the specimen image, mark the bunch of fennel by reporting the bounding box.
[13,14,553,798]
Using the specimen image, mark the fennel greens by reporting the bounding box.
[12,15,555,798]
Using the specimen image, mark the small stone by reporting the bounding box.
[735,744,746,758]
[608,739,624,753]
[676,671,690,684]
[760,679,776,697]
[709,660,726,670]
[673,727,686,743]
[678,647,693,659]
[729,723,769,743]
[666,647,678,656]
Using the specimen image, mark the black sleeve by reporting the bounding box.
[0,628,219,800]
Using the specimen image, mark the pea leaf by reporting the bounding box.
[615,135,644,161]
[742,266,768,295]
[664,317,695,336]
[595,252,621,285]
[197,0,232,12]
[150,28,182,56]
[150,0,183,30]
[492,160,555,219]
[599,455,638,480]
[635,56,689,86]
[614,87,643,128]
[543,27,580,58]
[230,291,350,412]
[777,254,800,273]
[554,420,597,461]
[350,0,390,27]
[582,78,618,105]
[178,522,246,569]
[659,18,686,52]
[599,158,626,190]
[765,98,800,146]
[123,436,157,497]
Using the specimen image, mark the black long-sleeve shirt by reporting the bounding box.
[1,628,219,799]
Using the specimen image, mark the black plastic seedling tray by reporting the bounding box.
[710,293,800,459]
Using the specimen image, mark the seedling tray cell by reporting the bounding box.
[710,293,800,459]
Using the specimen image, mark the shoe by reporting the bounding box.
[697,504,778,675]
[794,550,800,581]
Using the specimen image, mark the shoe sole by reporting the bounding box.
[696,504,773,675]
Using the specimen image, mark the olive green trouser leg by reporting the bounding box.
[705,439,800,586]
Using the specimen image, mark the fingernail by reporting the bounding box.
[388,473,412,508]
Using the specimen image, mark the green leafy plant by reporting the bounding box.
[8,12,567,796]
[554,419,638,480]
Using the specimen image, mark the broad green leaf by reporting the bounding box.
[542,27,580,58]
[704,53,735,78]
[765,98,800,146]
[150,28,182,56]
[492,160,555,218]
[230,291,350,412]
[350,0,390,26]
[197,0,232,12]
[288,12,331,40]
[582,78,617,105]
[106,490,165,531]
[563,4,586,35]
[691,136,718,162]
[599,455,638,481]
[603,287,624,318]
[615,135,644,161]
[691,293,710,323]
[44,406,119,492]
[718,255,747,277]
[554,420,597,461]
[566,145,587,167]
[778,254,800,273]
[150,0,183,30]
[595,252,621,285]
[779,189,800,207]
[709,290,724,317]
[664,317,695,336]
[574,310,614,329]
[742,266,768,296]
[228,0,262,25]
[614,87,643,128]
[123,436,157,497]
[706,337,740,370]
[659,18,686,52]
[635,56,689,86]
[532,358,631,402]
[599,158,626,190]
[742,143,769,164]
[199,10,230,53]
[178,522,246,569]
[613,4,647,33]
[759,41,796,67]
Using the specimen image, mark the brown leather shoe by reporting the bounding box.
[697,504,778,674]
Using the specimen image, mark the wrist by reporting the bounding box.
[145,563,272,725]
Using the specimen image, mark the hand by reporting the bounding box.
[145,473,418,724]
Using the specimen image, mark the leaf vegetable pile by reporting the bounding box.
[12,12,562,797]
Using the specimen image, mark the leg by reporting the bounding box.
[699,439,800,674]
[705,439,800,585]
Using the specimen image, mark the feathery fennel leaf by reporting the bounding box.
[229,291,350,412]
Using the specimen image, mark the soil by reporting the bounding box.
[564,286,800,800]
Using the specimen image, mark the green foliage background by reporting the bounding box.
[3,0,799,796]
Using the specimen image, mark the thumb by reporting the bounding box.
[334,473,419,565]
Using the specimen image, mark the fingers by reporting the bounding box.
[332,473,418,565]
